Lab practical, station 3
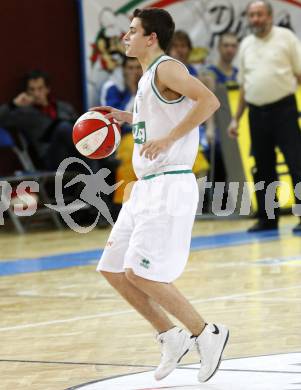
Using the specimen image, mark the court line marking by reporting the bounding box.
[189,284,301,305]
[228,297,301,302]
[0,309,134,332]
[2,350,300,367]
[0,284,300,332]
[0,359,155,368]
[4,293,301,303]
[180,368,301,374]
[65,352,301,390]
[0,226,296,276]
[0,358,300,376]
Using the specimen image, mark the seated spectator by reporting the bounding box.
[0,70,121,226]
[100,56,142,213]
[100,56,142,127]
[207,33,239,90]
[0,70,79,170]
[99,57,142,134]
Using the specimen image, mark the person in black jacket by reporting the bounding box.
[0,70,121,226]
[0,70,79,170]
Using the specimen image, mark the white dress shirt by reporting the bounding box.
[238,26,301,106]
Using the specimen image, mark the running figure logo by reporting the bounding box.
[46,157,123,233]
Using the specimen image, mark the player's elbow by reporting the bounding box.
[210,94,220,113]
[201,93,220,116]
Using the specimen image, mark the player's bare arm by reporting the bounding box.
[89,105,133,125]
[140,60,220,160]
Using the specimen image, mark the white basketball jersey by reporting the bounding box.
[132,55,199,179]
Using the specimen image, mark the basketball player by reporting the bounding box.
[91,8,229,382]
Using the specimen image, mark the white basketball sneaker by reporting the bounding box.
[154,326,194,381]
[195,323,229,382]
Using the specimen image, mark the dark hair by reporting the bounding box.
[218,32,239,46]
[171,30,192,50]
[23,69,50,89]
[133,8,175,52]
[247,0,273,16]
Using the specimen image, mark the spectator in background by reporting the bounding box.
[168,30,198,76]
[207,33,239,90]
[169,30,210,179]
[228,0,301,233]
[100,56,142,118]
[0,70,78,170]
[100,56,142,216]
[204,33,239,194]
[206,32,239,145]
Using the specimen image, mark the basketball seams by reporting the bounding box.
[74,110,111,125]
[112,123,121,149]
[73,111,121,159]
[88,122,116,159]
[75,128,109,156]
[72,119,109,143]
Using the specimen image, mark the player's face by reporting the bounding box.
[123,17,150,57]
[219,36,238,63]
[247,2,273,36]
[26,78,50,106]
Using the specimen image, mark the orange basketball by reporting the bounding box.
[72,110,121,159]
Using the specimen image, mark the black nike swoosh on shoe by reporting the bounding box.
[212,324,220,335]
[203,330,230,383]
[177,348,189,363]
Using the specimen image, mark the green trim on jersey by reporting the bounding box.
[151,78,185,104]
[151,58,187,104]
[147,54,165,71]
[142,169,193,180]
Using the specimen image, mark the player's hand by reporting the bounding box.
[140,137,173,160]
[228,118,239,138]
[13,92,34,107]
[89,105,133,125]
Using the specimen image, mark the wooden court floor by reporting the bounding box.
[0,215,301,389]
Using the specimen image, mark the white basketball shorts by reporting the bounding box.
[96,171,198,283]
